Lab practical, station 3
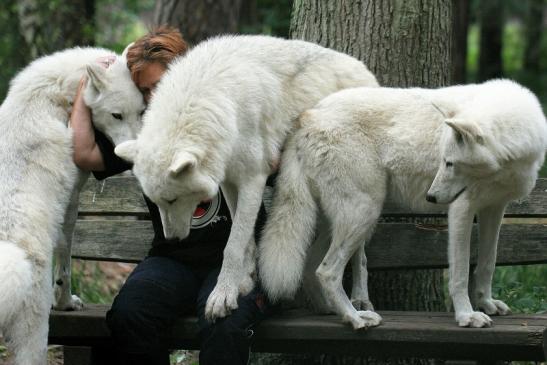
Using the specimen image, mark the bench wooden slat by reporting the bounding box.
[72,220,547,268]
[49,305,547,361]
[78,177,547,217]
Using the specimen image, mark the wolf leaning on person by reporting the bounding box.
[114,34,379,322]
[0,47,144,364]
[259,79,547,330]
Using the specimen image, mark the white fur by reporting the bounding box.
[0,47,144,364]
[115,34,378,321]
[259,79,547,330]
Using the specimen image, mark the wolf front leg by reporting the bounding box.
[53,170,89,311]
[204,175,267,321]
[473,203,510,315]
[448,200,492,327]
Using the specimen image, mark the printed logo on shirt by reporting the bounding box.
[191,191,224,229]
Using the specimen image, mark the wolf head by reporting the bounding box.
[426,118,500,204]
[83,57,145,145]
[115,140,219,239]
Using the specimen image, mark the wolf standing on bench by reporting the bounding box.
[0,48,143,364]
[115,35,379,326]
[259,80,547,329]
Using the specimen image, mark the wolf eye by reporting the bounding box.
[166,198,177,205]
[139,110,145,117]
[112,113,123,120]
[446,161,453,167]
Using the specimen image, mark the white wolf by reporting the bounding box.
[115,35,378,320]
[0,47,144,364]
[259,79,547,330]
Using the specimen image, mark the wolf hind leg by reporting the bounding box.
[300,215,335,313]
[350,242,374,311]
[315,190,383,330]
[474,203,510,316]
[53,171,88,311]
[9,268,51,365]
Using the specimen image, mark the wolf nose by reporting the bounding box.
[426,194,437,203]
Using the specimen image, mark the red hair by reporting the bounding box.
[126,26,188,82]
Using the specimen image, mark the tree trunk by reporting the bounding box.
[451,0,469,84]
[477,0,503,81]
[523,0,545,73]
[153,0,243,46]
[16,0,95,59]
[251,1,451,364]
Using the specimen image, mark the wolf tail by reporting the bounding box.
[0,241,33,324]
[259,135,318,303]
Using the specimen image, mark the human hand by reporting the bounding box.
[69,76,91,129]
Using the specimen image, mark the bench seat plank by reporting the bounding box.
[72,220,547,268]
[49,305,546,361]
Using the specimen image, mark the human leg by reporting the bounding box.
[197,266,269,365]
[103,256,200,365]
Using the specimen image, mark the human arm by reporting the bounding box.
[69,76,106,171]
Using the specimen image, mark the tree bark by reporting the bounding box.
[290,1,451,88]
[250,1,451,364]
[153,0,243,46]
[451,0,469,84]
[477,0,503,81]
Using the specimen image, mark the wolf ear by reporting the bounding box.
[122,42,135,58]
[445,118,485,145]
[196,172,219,198]
[114,140,138,163]
[86,63,109,94]
[169,151,197,177]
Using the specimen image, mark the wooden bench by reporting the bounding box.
[49,176,547,363]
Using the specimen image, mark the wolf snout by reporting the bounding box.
[426,194,437,204]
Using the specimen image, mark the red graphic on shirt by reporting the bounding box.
[193,199,212,218]
[191,194,221,229]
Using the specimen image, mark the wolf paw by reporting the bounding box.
[205,283,240,322]
[345,310,382,330]
[456,311,493,328]
[351,298,375,311]
[53,294,84,311]
[477,298,511,316]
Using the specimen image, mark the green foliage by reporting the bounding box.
[170,350,199,365]
[0,1,30,102]
[70,261,117,304]
[239,0,293,37]
[95,0,154,52]
[492,265,547,314]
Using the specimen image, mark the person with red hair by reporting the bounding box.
[70,26,269,365]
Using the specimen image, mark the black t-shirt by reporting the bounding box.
[93,129,249,268]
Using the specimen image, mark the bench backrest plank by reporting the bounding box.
[73,176,547,269]
[79,177,547,217]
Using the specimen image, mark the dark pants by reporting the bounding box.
[91,256,268,365]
